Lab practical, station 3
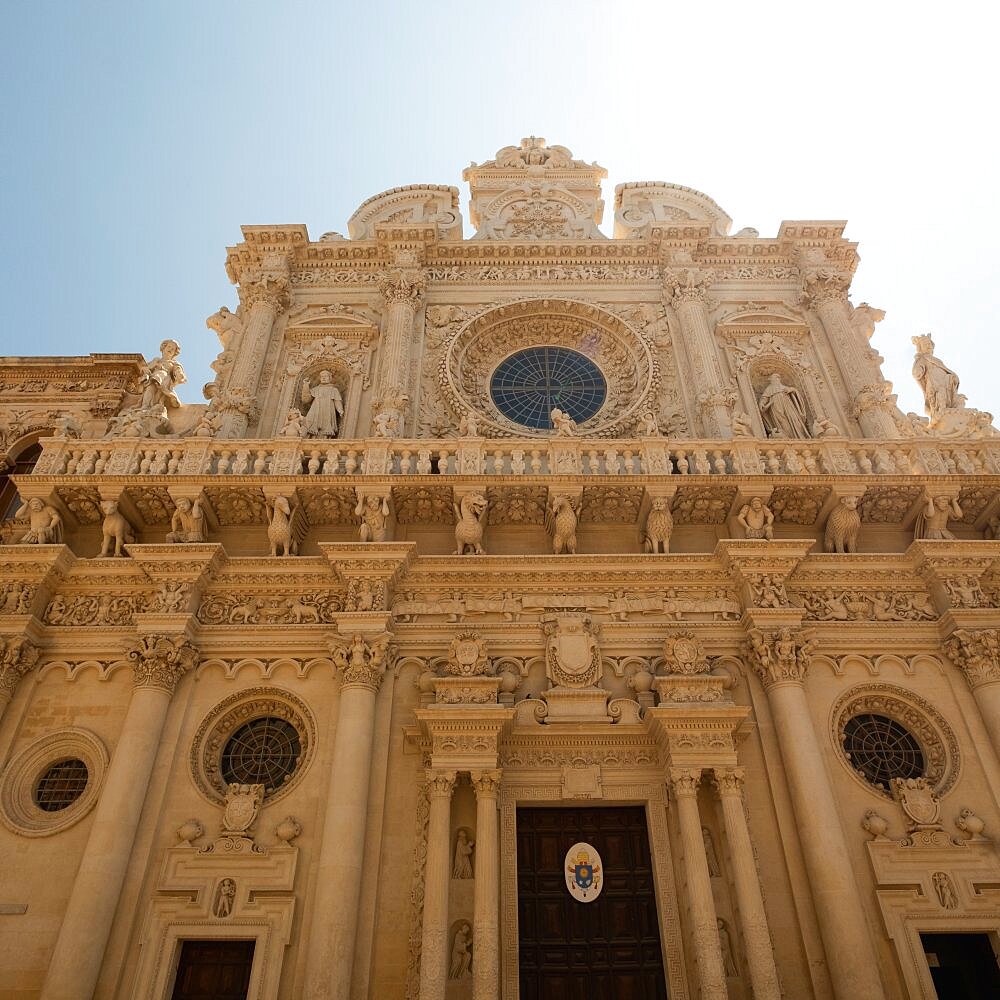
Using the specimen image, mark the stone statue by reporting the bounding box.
[824,495,862,553]
[758,374,810,438]
[811,415,841,438]
[911,334,960,421]
[279,408,306,438]
[213,878,237,918]
[139,339,186,412]
[643,497,673,554]
[300,371,344,438]
[355,493,390,543]
[702,827,721,877]
[266,494,305,557]
[459,412,479,437]
[730,410,754,439]
[932,871,958,909]
[546,494,579,554]
[915,495,962,541]
[717,918,738,976]
[452,829,474,879]
[639,410,659,436]
[12,497,63,544]
[454,493,488,555]
[955,807,987,841]
[99,500,134,557]
[449,923,473,979]
[738,497,774,540]
[166,497,205,543]
[550,407,576,436]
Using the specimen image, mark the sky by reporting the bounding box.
[2,0,997,417]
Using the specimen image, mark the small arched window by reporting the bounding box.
[1,441,45,522]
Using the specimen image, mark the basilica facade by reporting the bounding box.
[1,137,1000,1000]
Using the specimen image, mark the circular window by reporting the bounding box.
[220,717,302,795]
[490,347,607,430]
[34,758,89,812]
[0,728,108,837]
[841,714,925,789]
[190,687,316,806]
[830,683,960,798]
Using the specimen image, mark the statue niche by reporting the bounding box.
[747,367,819,440]
[279,367,349,439]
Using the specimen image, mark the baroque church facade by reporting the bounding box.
[1,136,1000,1000]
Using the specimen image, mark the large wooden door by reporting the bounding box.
[170,939,255,1000]
[516,806,667,1000]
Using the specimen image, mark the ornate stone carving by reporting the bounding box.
[746,574,788,608]
[166,497,206,544]
[795,589,934,622]
[662,631,710,675]
[197,591,342,624]
[643,497,673,553]
[453,492,488,555]
[743,627,816,688]
[545,494,579,554]
[265,494,305,557]
[955,808,987,842]
[330,632,395,691]
[9,498,63,545]
[542,614,602,689]
[914,494,962,540]
[221,783,264,836]
[449,922,473,979]
[911,333,996,437]
[98,500,134,558]
[862,810,891,841]
[444,632,490,677]
[44,592,148,626]
[737,497,775,540]
[757,373,811,438]
[0,637,39,698]
[354,492,391,543]
[890,777,942,832]
[212,877,237,918]
[452,830,474,879]
[0,582,34,615]
[824,495,862,552]
[125,634,199,693]
[944,629,1000,687]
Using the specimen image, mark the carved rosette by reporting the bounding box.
[0,638,39,699]
[125,634,199,694]
[329,632,396,692]
[742,627,816,689]
[944,629,1000,688]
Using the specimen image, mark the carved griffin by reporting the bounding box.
[453,493,488,555]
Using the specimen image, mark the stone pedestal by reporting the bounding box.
[540,685,611,723]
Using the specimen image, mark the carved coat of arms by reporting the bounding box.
[445,632,489,677]
[543,615,601,688]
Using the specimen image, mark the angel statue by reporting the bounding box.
[139,339,186,411]
[301,371,344,438]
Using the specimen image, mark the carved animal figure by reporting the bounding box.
[824,495,862,553]
[266,494,304,557]
[99,500,134,557]
[644,498,674,553]
[285,599,320,623]
[453,493,488,555]
[205,306,244,348]
[230,598,261,624]
[546,495,578,554]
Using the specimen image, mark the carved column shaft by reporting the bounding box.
[671,769,727,1000]
[41,638,196,1000]
[670,294,730,436]
[763,680,886,1000]
[419,770,456,1000]
[714,769,781,1000]
[303,676,383,1000]
[812,294,897,437]
[375,263,425,416]
[471,770,501,1000]
[945,629,1000,761]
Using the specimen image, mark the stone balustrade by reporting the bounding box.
[29,434,1000,481]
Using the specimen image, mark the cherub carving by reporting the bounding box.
[550,407,576,436]
[279,408,306,438]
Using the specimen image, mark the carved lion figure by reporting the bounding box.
[454,493,488,555]
[99,500,134,557]
[644,497,674,554]
[824,495,862,554]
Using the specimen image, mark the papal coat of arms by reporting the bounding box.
[564,842,603,902]
[542,615,601,688]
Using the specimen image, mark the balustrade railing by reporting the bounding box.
[29,434,1000,480]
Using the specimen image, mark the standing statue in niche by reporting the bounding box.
[911,335,961,421]
[757,373,810,439]
[449,923,473,979]
[452,829,474,879]
[301,371,344,438]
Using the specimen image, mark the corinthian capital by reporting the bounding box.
[471,768,502,799]
[125,634,199,693]
[377,252,426,305]
[743,627,816,688]
[329,631,396,691]
[0,637,39,698]
[237,254,291,311]
[944,629,1000,688]
[800,269,851,306]
[712,767,745,797]
[669,767,702,796]
[663,267,712,307]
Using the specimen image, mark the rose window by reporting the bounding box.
[489,347,607,430]
[841,713,925,790]
[220,717,302,795]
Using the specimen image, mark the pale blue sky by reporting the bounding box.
[2,1,996,416]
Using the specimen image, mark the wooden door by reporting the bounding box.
[171,939,255,1000]
[516,806,667,1000]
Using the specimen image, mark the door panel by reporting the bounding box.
[171,939,255,1000]
[517,806,667,1000]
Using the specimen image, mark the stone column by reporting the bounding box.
[713,768,781,1000]
[664,268,731,437]
[944,628,1000,761]
[303,634,392,1000]
[374,251,425,433]
[471,769,501,1000]
[0,637,38,723]
[670,768,727,1000]
[218,257,290,437]
[803,272,898,438]
[420,769,457,1000]
[745,629,886,1000]
[40,635,197,1000]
